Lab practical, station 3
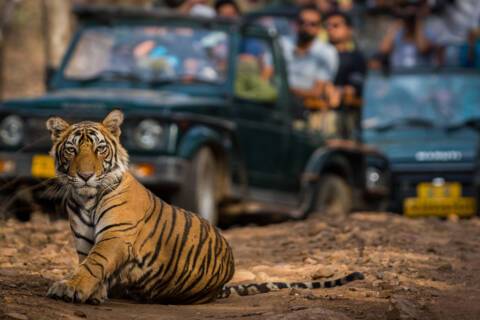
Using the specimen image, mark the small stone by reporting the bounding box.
[231,270,256,283]
[0,269,19,277]
[376,291,391,299]
[311,267,334,280]
[437,263,453,272]
[387,296,422,320]
[303,257,317,265]
[5,313,28,320]
[73,310,87,318]
[304,293,320,300]
[372,280,383,288]
[426,247,437,254]
[30,233,48,244]
[0,248,18,257]
[289,288,301,296]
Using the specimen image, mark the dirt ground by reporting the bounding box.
[0,212,480,320]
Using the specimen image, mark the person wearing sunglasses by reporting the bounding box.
[282,5,338,101]
[281,5,339,135]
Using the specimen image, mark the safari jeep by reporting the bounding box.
[363,69,480,218]
[0,6,389,224]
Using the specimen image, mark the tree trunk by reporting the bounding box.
[41,0,71,84]
[0,0,21,100]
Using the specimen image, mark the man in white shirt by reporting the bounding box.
[282,5,339,100]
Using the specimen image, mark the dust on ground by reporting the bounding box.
[1,212,479,320]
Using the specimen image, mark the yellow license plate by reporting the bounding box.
[404,182,476,217]
[31,155,55,178]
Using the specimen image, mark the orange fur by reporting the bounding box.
[46,110,235,304]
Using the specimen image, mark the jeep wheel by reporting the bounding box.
[313,174,352,217]
[174,148,219,225]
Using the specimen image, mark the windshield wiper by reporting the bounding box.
[147,76,219,86]
[73,70,145,84]
[72,71,219,87]
[446,117,480,132]
[370,117,435,132]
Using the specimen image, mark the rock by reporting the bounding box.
[303,257,317,265]
[255,272,270,282]
[0,248,18,257]
[30,233,48,244]
[311,267,334,280]
[426,247,437,254]
[437,263,453,272]
[376,291,391,299]
[387,296,422,320]
[0,269,19,277]
[73,310,87,318]
[231,270,256,283]
[5,313,28,320]
[289,288,301,296]
[304,293,321,300]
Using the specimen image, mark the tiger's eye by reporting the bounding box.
[65,146,76,154]
[97,145,108,154]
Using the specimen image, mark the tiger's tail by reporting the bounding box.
[218,271,364,298]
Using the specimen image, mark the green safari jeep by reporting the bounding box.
[0,6,389,224]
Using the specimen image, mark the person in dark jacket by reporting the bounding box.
[325,10,366,139]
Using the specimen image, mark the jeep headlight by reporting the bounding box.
[366,167,382,190]
[366,166,390,194]
[0,115,24,146]
[133,119,164,150]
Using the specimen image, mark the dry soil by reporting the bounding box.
[1,212,480,320]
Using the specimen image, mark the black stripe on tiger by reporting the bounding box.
[218,272,365,298]
[95,200,128,225]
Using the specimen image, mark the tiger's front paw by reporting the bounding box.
[87,285,108,305]
[47,278,94,303]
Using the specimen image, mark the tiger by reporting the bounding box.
[45,110,364,304]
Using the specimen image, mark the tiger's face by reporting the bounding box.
[46,110,129,198]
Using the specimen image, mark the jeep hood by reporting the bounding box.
[1,88,227,115]
[364,127,479,165]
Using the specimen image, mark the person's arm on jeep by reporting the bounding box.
[291,80,325,100]
[414,19,434,55]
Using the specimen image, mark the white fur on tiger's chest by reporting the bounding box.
[66,200,96,260]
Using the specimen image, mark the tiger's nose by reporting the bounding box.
[78,171,94,182]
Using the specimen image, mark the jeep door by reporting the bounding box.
[232,32,290,189]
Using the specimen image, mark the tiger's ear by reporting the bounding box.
[102,110,124,138]
[46,117,70,143]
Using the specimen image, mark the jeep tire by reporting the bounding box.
[313,174,352,216]
[174,148,219,225]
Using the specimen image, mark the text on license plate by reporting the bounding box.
[404,182,476,217]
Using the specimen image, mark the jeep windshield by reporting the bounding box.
[63,25,229,86]
[363,71,480,131]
